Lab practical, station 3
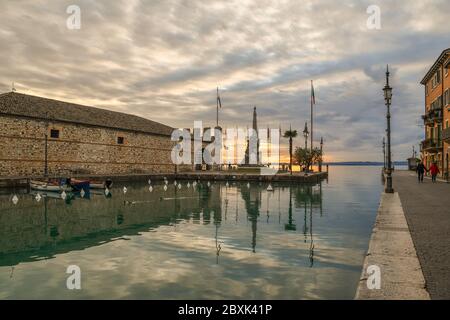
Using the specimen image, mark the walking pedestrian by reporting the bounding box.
[416,161,427,183]
[429,162,440,183]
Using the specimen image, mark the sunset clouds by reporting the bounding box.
[1,0,449,161]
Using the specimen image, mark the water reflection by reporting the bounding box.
[0,167,381,299]
[0,182,322,268]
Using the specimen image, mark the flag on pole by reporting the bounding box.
[311,80,316,105]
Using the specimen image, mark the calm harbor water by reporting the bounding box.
[0,166,383,299]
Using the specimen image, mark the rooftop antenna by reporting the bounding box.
[11,82,16,92]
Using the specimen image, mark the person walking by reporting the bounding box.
[429,162,440,183]
[416,161,427,183]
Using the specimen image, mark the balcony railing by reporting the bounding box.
[421,138,443,153]
[422,109,443,126]
[443,128,450,141]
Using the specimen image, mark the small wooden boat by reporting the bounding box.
[68,178,90,191]
[90,179,113,189]
[30,180,72,192]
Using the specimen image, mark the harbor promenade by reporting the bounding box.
[394,170,450,299]
[357,169,450,300]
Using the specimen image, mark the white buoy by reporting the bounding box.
[35,193,42,202]
[105,188,110,196]
[12,194,19,205]
[247,182,250,189]
[148,179,152,185]
[164,185,168,191]
[178,183,182,190]
[61,191,67,200]
[187,182,191,188]
[193,181,197,187]
[123,187,128,194]
[80,189,86,198]
[174,180,177,186]
[149,186,153,192]
[165,180,168,185]
[226,182,229,187]
[207,181,211,187]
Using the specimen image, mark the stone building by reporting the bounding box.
[0,92,191,177]
[420,48,450,176]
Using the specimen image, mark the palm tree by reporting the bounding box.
[284,125,298,175]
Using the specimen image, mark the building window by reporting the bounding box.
[432,70,441,88]
[445,66,449,77]
[431,95,443,110]
[446,120,449,129]
[445,89,450,106]
[425,84,429,96]
[50,129,60,139]
[117,136,125,145]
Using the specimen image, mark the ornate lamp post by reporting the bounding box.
[383,65,394,193]
[303,122,309,150]
[382,137,386,171]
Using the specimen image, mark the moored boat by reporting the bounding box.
[67,178,90,191]
[30,180,72,192]
[90,179,113,189]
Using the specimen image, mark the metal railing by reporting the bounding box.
[422,109,443,126]
[421,138,443,152]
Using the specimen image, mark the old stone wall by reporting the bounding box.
[0,115,193,177]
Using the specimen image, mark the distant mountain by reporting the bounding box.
[324,161,407,166]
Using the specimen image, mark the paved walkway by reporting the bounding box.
[394,170,450,299]
[355,192,429,300]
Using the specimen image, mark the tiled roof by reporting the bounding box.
[0,92,174,136]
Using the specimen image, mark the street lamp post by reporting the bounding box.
[383,65,394,193]
[44,133,48,177]
[382,137,386,171]
[44,112,49,178]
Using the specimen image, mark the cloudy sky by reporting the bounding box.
[1,0,449,162]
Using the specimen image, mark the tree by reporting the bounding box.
[294,147,322,172]
[283,128,298,174]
